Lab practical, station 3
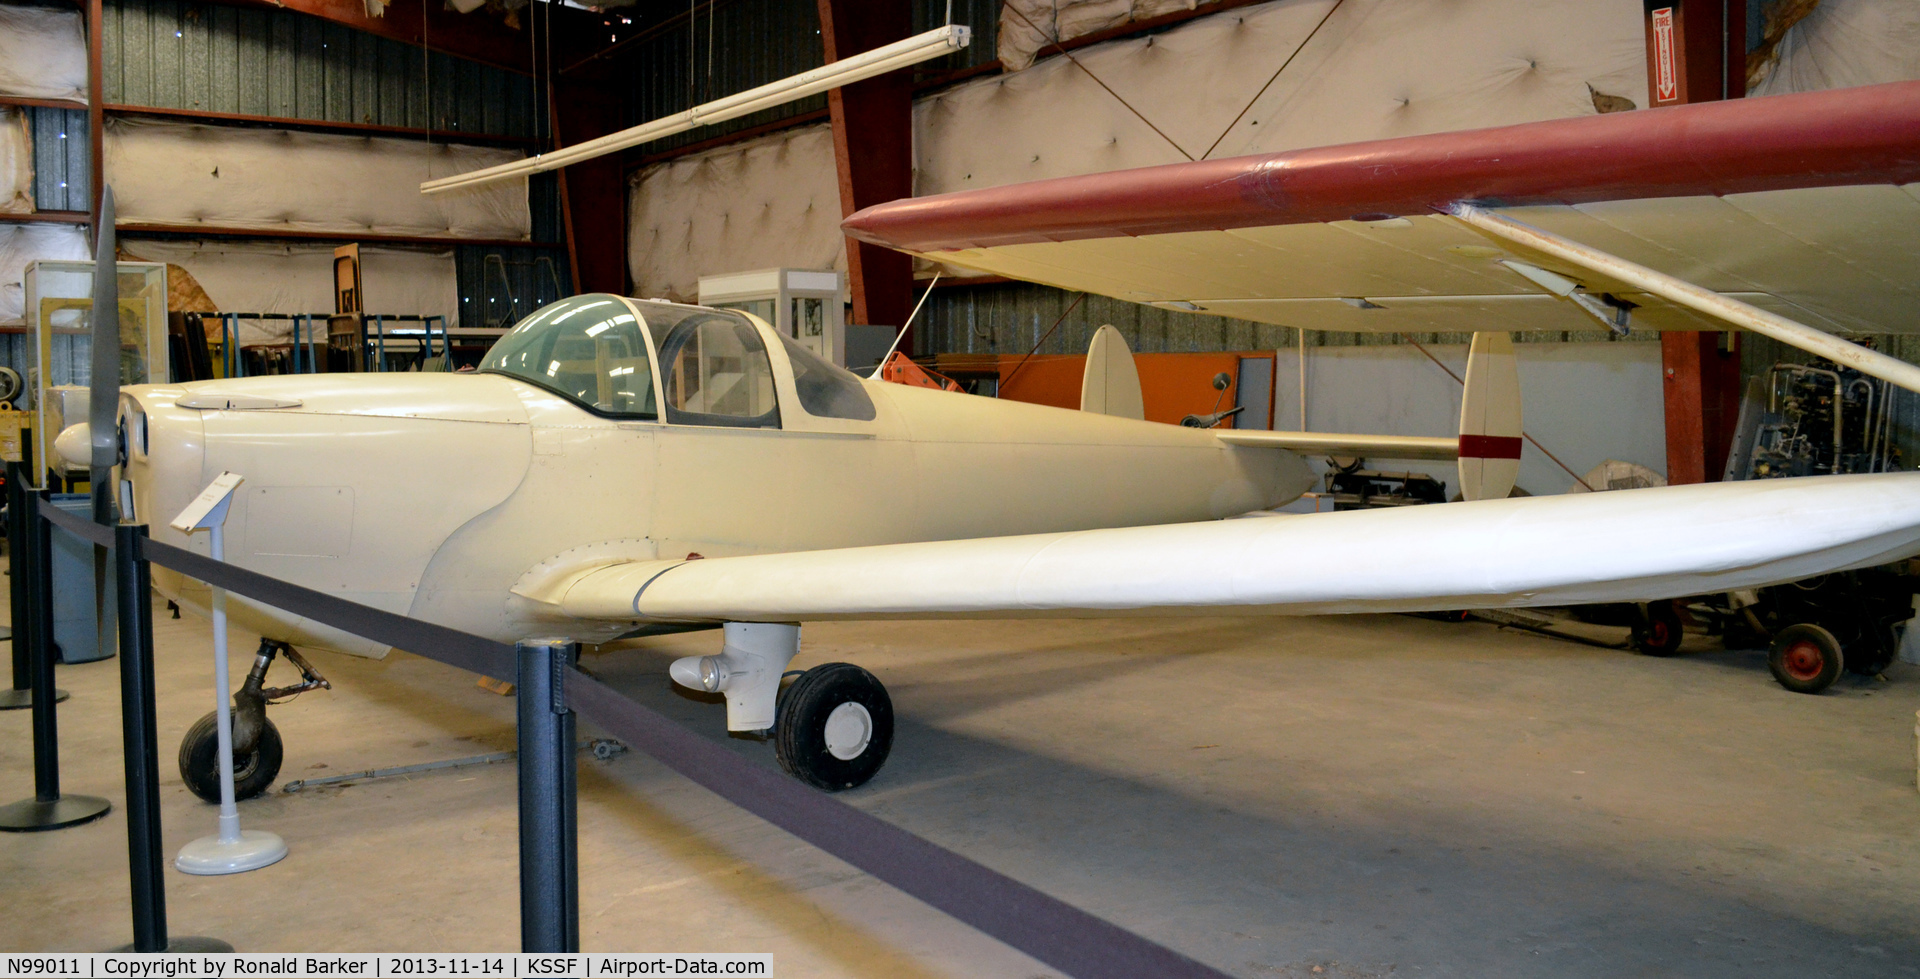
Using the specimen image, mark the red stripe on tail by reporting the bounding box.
[1459,435,1523,460]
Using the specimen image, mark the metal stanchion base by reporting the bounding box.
[0,687,69,710]
[0,794,111,832]
[110,937,236,953]
[175,830,287,875]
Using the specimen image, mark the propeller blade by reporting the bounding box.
[89,186,119,525]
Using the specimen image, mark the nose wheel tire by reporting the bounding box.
[179,711,284,803]
[774,663,893,791]
[1768,623,1844,695]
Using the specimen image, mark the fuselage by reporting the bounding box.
[117,303,1311,654]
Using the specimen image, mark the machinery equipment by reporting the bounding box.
[1738,354,1900,480]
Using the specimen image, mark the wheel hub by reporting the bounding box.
[822,702,874,760]
[1782,640,1826,681]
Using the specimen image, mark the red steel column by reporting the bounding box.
[87,0,104,230]
[553,76,630,296]
[817,0,915,339]
[1647,0,1745,482]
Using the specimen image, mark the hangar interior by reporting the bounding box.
[3,0,1920,973]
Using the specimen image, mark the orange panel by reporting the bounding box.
[996,354,1084,410]
[996,352,1271,427]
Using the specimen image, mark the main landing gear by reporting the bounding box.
[179,638,331,802]
[669,623,894,791]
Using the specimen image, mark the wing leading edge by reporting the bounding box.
[541,473,1920,623]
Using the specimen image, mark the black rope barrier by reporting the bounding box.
[144,545,514,682]
[566,673,1233,979]
[40,500,110,547]
[39,498,1234,977]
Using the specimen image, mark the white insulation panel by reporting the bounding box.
[0,222,92,326]
[106,117,531,241]
[0,2,87,103]
[1,107,30,213]
[121,238,462,338]
[629,0,1651,304]
[628,123,845,303]
[1748,0,1920,96]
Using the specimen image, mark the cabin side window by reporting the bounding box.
[776,331,876,421]
[649,306,781,429]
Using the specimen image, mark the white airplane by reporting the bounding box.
[59,80,1920,794]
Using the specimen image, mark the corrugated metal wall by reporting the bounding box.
[622,0,824,154]
[77,0,568,321]
[26,107,89,212]
[911,0,1001,72]
[100,0,537,140]
[619,0,997,155]
[455,242,571,328]
[918,280,1651,358]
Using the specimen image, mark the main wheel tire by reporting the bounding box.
[1769,623,1844,694]
[1634,601,1685,657]
[178,711,284,803]
[774,663,893,791]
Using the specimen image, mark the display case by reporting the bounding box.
[22,260,168,484]
[698,268,846,366]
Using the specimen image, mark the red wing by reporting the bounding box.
[845,82,1920,335]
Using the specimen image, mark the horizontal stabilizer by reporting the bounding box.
[1215,430,1459,460]
[547,472,1920,624]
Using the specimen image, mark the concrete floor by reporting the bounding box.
[2,593,1919,977]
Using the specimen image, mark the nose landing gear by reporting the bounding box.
[179,639,331,803]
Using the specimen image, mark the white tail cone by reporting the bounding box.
[668,622,800,732]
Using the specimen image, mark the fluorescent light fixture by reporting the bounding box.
[421,24,971,196]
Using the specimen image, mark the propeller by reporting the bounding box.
[89,185,119,527]
[86,187,121,659]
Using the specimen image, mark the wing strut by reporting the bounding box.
[1450,204,1920,394]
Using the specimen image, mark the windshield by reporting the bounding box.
[480,294,657,418]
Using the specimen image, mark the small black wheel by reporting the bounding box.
[179,711,284,802]
[774,663,893,791]
[1769,623,1844,694]
[1634,601,1685,657]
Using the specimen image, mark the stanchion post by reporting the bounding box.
[115,522,167,950]
[517,638,579,953]
[2,440,63,712]
[110,522,231,953]
[0,493,108,831]
[4,458,29,709]
[0,492,110,828]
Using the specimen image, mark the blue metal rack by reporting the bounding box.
[214,312,450,376]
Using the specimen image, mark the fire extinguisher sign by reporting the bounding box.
[1651,7,1680,103]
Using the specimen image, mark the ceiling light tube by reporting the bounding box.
[421,24,971,196]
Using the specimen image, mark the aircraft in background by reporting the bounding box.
[59,80,1920,794]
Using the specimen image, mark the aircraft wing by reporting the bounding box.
[841,82,1920,337]
[537,473,1920,623]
